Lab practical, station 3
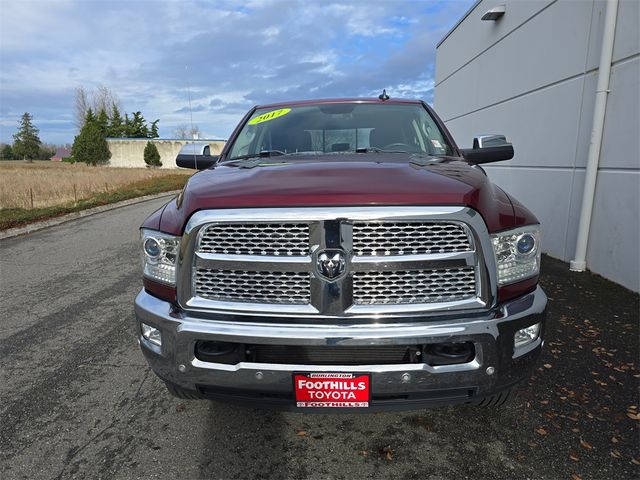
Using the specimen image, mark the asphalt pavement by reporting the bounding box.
[1,197,638,480]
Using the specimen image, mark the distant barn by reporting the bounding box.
[50,147,71,162]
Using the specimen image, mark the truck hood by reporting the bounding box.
[157,154,521,234]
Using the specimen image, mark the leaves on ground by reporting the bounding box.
[378,445,393,462]
[579,439,593,450]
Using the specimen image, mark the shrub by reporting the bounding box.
[72,114,111,166]
[144,141,162,168]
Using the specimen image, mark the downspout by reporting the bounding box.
[570,0,619,271]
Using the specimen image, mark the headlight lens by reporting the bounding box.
[491,226,541,286]
[140,229,180,285]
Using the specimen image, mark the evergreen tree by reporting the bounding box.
[1,144,14,160]
[96,108,110,136]
[149,119,159,138]
[72,110,111,165]
[85,108,96,125]
[128,111,148,138]
[109,104,125,137]
[124,112,134,137]
[143,141,162,167]
[12,112,42,161]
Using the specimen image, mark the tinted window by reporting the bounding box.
[227,103,452,159]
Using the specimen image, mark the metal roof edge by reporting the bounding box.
[436,0,483,49]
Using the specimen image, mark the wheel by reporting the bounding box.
[164,381,203,400]
[471,386,518,407]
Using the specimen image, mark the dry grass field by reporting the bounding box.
[0,161,191,209]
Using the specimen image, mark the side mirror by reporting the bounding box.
[176,143,218,170]
[460,134,514,164]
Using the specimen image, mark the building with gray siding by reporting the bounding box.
[434,0,639,291]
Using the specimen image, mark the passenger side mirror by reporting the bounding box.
[176,143,219,170]
[460,134,514,164]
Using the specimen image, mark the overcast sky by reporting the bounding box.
[0,0,473,144]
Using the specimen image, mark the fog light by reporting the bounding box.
[514,323,540,348]
[141,323,162,347]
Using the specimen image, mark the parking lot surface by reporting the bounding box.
[1,197,638,480]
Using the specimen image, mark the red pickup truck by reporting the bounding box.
[134,97,547,411]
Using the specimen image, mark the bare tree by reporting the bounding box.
[173,123,201,139]
[74,87,89,130]
[93,86,121,116]
[74,85,123,131]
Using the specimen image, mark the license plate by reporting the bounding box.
[294,372,370,408]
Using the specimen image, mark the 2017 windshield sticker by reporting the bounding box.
[248,108,291,125]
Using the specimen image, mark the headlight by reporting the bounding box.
[140,229,180,285]
[491,226,541,286]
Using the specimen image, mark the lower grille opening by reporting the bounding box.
[249,345,420,366]
[197,385,291,401]
[423,342,475,366]
[195,340,243,364]
[373,388,476,403]
[194,341,477,366]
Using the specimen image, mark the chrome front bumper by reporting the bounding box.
[134,287,547,410]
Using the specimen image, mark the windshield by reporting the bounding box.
[226,103,453,160]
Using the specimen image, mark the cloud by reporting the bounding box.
[0,0,474,144]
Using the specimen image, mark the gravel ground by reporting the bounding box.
[0,197,638,480]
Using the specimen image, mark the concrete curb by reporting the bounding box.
[0,190,179,240]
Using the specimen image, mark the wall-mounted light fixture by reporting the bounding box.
[481,5,506,21]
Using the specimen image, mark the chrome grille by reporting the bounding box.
[183,207,489,315]
[353,267,476,305]
[198,223,309,256]
[195,269,310,304]
[352,222,471,256]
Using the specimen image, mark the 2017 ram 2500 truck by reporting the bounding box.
[134,97,547,411]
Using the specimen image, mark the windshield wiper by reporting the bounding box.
[355,147,410,154]
[228,150,288,161]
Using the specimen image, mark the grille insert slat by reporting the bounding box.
[195,269,310,304]
[199,223,309,256]
[353,267,476,305]
[353,222,471,256]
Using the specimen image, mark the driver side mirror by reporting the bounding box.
[460,134,514,164]
[176,143,218,170]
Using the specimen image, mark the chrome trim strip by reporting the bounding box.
[184,206,467,233]
[186,297,319,315]
[346,297,486,315]
[190,357,481,374]
[351,251,475,271]
[195,252,312,272]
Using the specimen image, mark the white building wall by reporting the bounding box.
[107,138,226,169]
[435,0,639,291]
